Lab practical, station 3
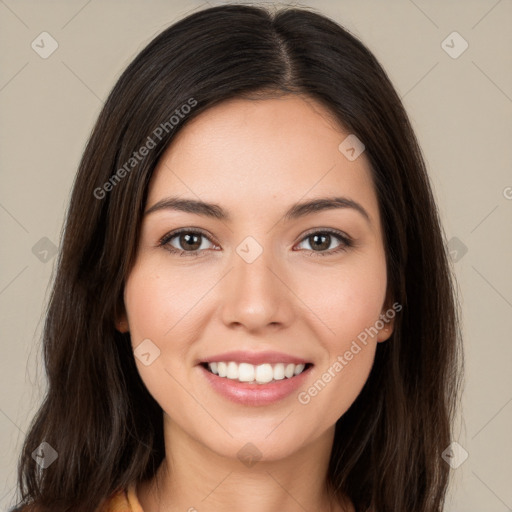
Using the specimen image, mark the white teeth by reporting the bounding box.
[255,363,273,384]
[284,363,295,378]
[273,363,285,380]
[205,361,308,383]
[238,362,255,382]
[294,363,305,375]
[226,361,239,379]
[217,362,227,377]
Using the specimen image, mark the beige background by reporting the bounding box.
[1,0,511,510]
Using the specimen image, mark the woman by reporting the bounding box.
[13,4,463,512]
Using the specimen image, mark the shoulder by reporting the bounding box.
[98,483,143,512]
[9,488,135,512]
[96,488,133,512]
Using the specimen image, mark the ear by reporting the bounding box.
[376,297,397,343]
[376,315,394,343]
[115,303,130,333]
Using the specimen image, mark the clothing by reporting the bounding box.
[98,483,143,512]
[9,484,143,512]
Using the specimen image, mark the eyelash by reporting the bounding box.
[157,228,353,258]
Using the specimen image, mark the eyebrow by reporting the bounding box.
[144,196,371,224]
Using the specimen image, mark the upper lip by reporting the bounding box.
[199,350,311,366]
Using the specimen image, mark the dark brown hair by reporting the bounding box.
[14,4,463,512]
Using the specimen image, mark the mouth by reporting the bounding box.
[199,361,314,385]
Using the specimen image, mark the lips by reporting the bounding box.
[198,363,313,406]
[198,350,311,366]
[196,350,314,406]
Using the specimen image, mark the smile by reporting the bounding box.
[198,361,314,406]
[202,361,312,384]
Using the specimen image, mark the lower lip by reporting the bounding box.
[198,364,313,406]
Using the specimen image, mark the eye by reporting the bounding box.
[294,229,353,257]
[158,228,217,257]
[158,228,353,258]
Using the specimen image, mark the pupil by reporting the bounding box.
[182,233,200,250]
[312,233,329,251]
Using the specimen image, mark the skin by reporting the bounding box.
[117,94,394,512]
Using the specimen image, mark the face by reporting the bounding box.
[119,94,394,462]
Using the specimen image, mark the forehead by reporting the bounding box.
[146,95,379,225]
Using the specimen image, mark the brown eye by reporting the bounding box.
[295,229,352,257]
[159,229,216,257]
[176,232,202,251]
[308,233,332,251]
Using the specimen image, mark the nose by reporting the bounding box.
[219,239,295,333]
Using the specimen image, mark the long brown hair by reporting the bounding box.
[14,4,463,511]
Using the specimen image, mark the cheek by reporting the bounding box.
[297,344,376,434]
[123,267,205,423]
[123,267,194,383]
[124,261,210,343]
[297,248,387,346]
[293,252,386,422]
[296,287,380,431]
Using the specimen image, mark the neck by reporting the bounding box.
[136,415,351,512]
